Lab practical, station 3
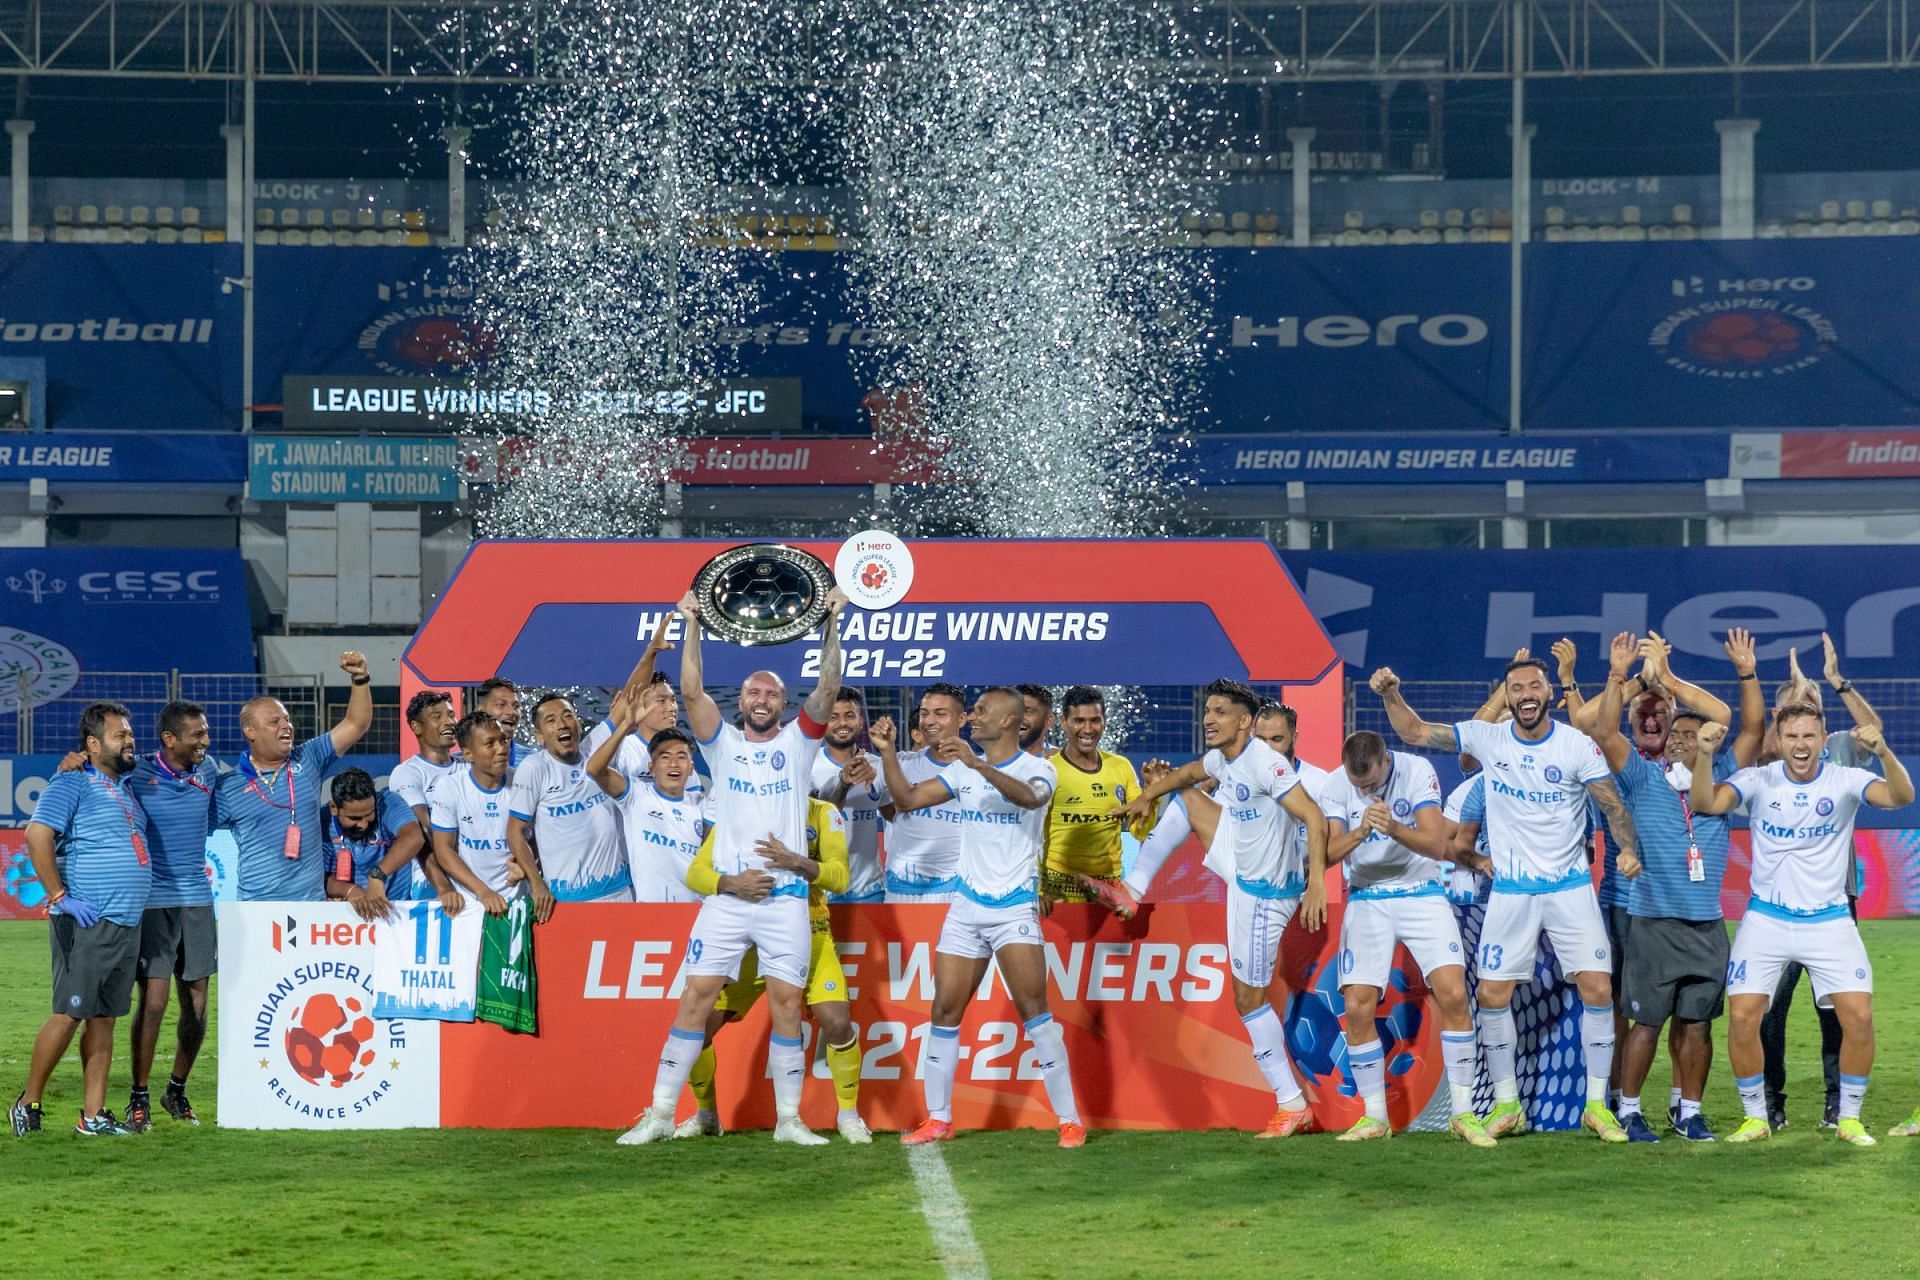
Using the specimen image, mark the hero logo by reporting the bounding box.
[1650,294,1835,379]
[360,278,494,379]
[73,569,222,602]
[1231,313,1489,349]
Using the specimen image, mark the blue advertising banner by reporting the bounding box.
[1525,239,1920,429]
[0,431,245,483]
[1188,428,1730,484]
[1282,547,1920,680]
[0,243,239,430]
[0,550,255,708]
[247,434,464,502]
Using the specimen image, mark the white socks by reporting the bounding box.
[652,1027,706,1113]
[769,1032,806,1118]
[1025,1013,1080,1127]
[1840,1072,1868,1120]
[923,1025,961,1123]
[1241,1005,1305,1108]
[1441,1028,1478,1116]
[1736,1072,1767,1121]
[1581,1003,1615,1107]
[1349,1039,1387,1122]
[1480,1005,1518,1104]
[1123,798,1191,899]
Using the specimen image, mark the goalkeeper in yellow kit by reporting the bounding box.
[1040,686,1156,911]
[676,797,869,1143]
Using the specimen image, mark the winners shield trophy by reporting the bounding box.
[690,544,836,647]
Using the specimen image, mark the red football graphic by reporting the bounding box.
[1684,311,1803,367]
[861,562,888,589]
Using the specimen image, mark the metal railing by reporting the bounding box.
[4,671,321,758]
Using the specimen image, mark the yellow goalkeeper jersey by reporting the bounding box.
[1043,751,1150,879]
[687,797,848,925]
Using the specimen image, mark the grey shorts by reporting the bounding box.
[1622,915,1730,1027]
[136,905,219,983]
[1605,904,1633,990]
[50,917,140,1020]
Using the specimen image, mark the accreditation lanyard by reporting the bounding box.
[242,756,302,860]
[85,763,149,866]
[151,752,213,797]
[1659,755,1706,883]
[328,814,386,882]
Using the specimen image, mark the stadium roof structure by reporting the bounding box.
[3,0,1916,84]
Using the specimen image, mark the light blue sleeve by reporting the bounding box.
[299,734,340,775]
[27,772,81,835]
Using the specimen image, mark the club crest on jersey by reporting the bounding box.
[1236,784,1251,802]
[1392,798,1412,818]
[1816,797,1835,816]
[1114,784,1126,803]
[771,751,787,770]
[1544,766,1563,784]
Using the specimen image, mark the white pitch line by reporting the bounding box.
[907,1143,990,1280]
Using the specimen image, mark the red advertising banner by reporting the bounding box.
[1778,429,1920,478]
[439,903,1443,1134]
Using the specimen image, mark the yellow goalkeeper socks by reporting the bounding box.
[826,1037,862,1114]
[688,1044,718,1112]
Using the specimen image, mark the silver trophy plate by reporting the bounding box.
[691,543,834,647]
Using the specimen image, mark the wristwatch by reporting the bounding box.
[368,868,387,885]
[1836,679,1855,695]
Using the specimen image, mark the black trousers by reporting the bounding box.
[1758,896,1858,1112]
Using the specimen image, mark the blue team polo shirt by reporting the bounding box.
[29,765,153,926]
[215,736,339,902]
[330,791,423,899]
[129,752,220,908]
[1618,748,1735,922]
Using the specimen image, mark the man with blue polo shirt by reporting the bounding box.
[215,651,374,902]
[125,700,222,1132]
[1589,630,1754,1143]
[12,703,152,1138]
[323,767,443,920]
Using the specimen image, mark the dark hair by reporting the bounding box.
[1257,700,1297,731]
[908,708,924,733]
[406,689,452,726]
[1203,678,1259,718]
[1672,710,1707,726]
[1342,730,1388,772]
[531,692,572,721]
[648,727,694,754]
[834,687,867,710]
[157,700,206,741]
[921,682,967,710]
[1504,657,1552,681]
[981,685,1022,712]
[475,677,518,703]
[330,767,377,807]
[455,710,503,748]
[647,670,671,686]
[79,701,131,750]
[1775,700,1826,730]
[1016,683,1053,713]
[1062,685,1105,715]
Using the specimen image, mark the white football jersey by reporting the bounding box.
[1202,737,1303,890]
[428,768,519,897]
[389,753,461,818]
[583,717,651,779]
[881,748,963,889]
[1286,759,1336,876]
[1728,761,1878,916]
[1442,775,1491,901]
[935,754,1055,905]
[699,719,824,889]
[508,749,628,901]
[1452,719,1610,889]
[1320,751,1446,898]
[813,748,891,901]
[617,780,709,902]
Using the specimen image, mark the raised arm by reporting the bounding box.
[1641,630,1731,726]
[1688,721,1744,814]
[618,613,676,704]
[1553,638,1588,724]
[329,650,374,755]
[1584,632,1638,766]
[583,690,636,799]
[1370,668,1457,751]
[1585,777,1639,876]
[1855,725,1915,809]
[870,716,955,813]
[1824,631,1883,734]
[675,591,722,742]
[802,589,851,724]
[1726,627,1767,767]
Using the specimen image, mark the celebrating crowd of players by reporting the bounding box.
[12,600,1916,1150]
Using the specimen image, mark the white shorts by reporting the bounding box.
[1226,879,1298,988]
[684,891,811,988]
[936,897,1044,960]
[1338,892,1468,993]
[1727,910,1872,1008]
[1477,883,1611,982]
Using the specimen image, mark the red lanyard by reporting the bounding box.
[243,758,302,859]
[86,765,149,866]
[152,752,212,796]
